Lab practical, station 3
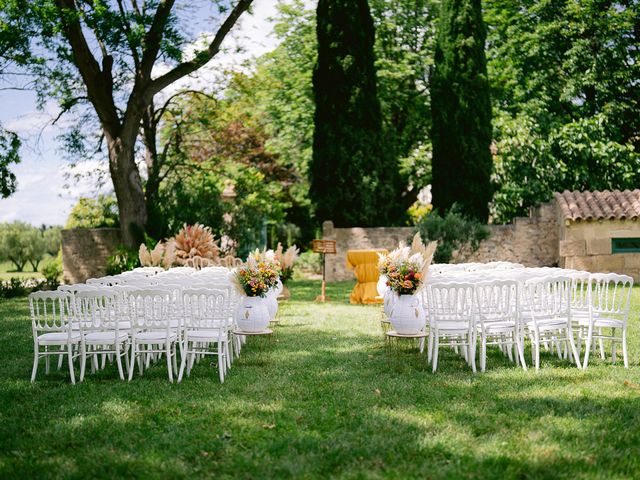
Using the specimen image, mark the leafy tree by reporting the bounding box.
[66,195,120,229]
[370,0,438,199]
[0,127,20,198]
[1,0,253,247]
[312,0,403,227]
[431,0,493,222]
[485,0,640,222]
[43,226,62,256]
[24,228,46,271]
[0,221,34,271]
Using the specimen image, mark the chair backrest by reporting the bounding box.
[566,271,591,314]
[589,273,633,323]
[74,290,120,331]
[127,289,171,329]
[58,283,98,293]
[29,290,73,335]
[475,280,518,324]
[86,276,121,286]
[425,282,477,324]
[185,256,213,269]
[182,288,230,330]
[523,276,571,321]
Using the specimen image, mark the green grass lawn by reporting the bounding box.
[1,280,640,479]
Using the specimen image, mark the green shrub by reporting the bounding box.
[295,251,322,278]
[41,257,63,290]
[106,246,140,275]
[0,277,29,298]
[414,206,489,263]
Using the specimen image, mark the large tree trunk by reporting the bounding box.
[107,133,147,248]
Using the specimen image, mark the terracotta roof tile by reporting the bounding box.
[554,190,640,222]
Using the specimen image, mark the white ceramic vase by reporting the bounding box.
[236,296,271,332]
[274,278,284,296]
[389,294,425,335]
[265,289,279,320]
[383,290,398,318]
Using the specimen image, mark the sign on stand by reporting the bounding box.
[312,239,336,302]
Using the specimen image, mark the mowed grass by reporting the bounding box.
[1,280,640,479]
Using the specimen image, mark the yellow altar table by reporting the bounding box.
[346,249,388,304]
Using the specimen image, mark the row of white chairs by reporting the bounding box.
[29,267,248,384]
[416,271,633,373]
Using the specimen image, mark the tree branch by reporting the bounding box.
[147,0,253,97]
[54,0,121,134]
[139,0,176,80]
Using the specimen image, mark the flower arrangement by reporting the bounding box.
[274,242,299,284]
[379,233,437,295]
[235,250,281,297]
[171,223,219,265]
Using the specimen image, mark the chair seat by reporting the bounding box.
[577,316,625,328]
[186,329,226,341]
[525,317,568,331]
[480,321,516,332]
[134,331,177,343]
[85,331,129,344]
[37,332,81,345]
[434,321,472,333]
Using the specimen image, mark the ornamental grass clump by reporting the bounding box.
[274,243,299,284]
[138,241,176,269]
[171,223,219,265]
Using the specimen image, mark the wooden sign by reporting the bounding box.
[312,239,336,254]
[312,239,336,302]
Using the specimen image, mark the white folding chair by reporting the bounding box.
[127,289,178,382]
[522,276,581,370]
[178,288,231,383]
[581,273,633,369]
[475,280,526,371]
[75,290,130,381]
[425,282,477,373]
[29,291,80,384]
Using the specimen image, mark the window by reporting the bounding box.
[612,238,640,254]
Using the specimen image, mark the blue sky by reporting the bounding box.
[0,0,287,226]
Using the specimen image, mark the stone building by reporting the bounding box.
[555,190,640,280]
[323,189,640,282]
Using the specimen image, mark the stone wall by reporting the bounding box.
[322,202,560,282]
[559,219,640,281]
[322,221,414,281]
[461,202,559,267]
[61,228,121,283]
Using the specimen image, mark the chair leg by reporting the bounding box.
[567,329,582,369]
[115,343,125,380]
[171,343,178,373]
[218,346,225,383]
[129,343,137,381]
[534,330,540,370]
[583,325,593,369]
[598,329,605,359]
[166,341,173,383]
[80,342,87,382]
[178,342,188,383]
[57,346,65,370]
[31,343,39,382]
[45,346,50,375]
[469,333,477,374]
[622,329,628,368]
[67,343,76,385]
[432,335,439,373]
[480,333,486,373]
[516,333,527,371]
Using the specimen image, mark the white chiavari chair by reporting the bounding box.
[127,289,178,382]
[178,288,231,383]
[29,291,80,384]
[581,273,633,369]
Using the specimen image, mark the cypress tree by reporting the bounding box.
[431,0,493,222]
[311,0,401,227]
